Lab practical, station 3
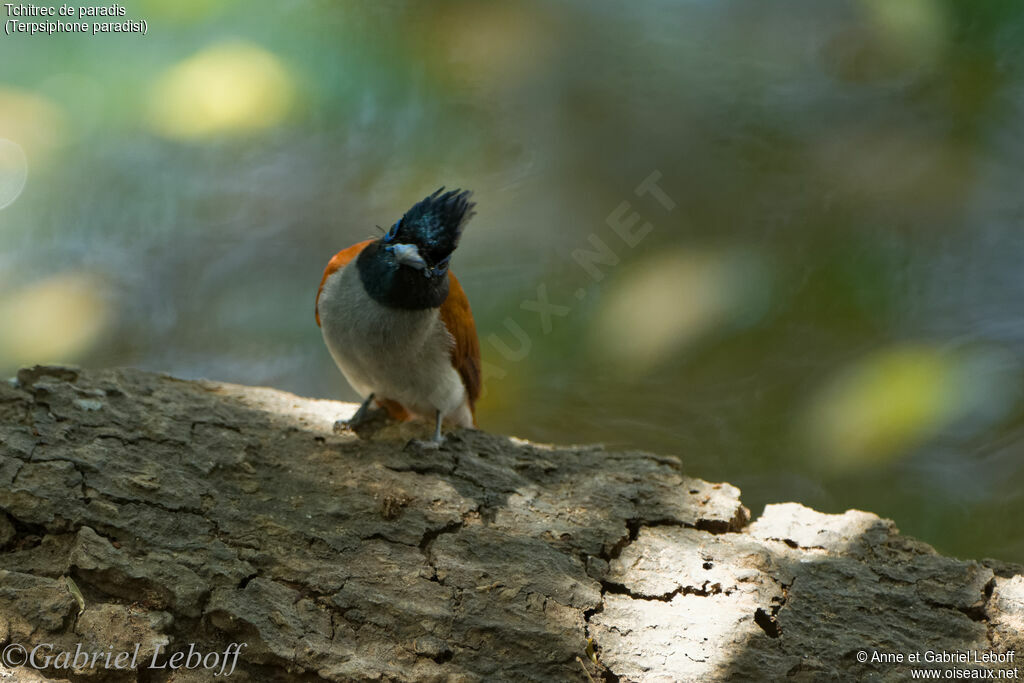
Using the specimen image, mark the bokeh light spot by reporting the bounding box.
[804,345,1017,470]
[0,88,67,169]
[592,249,772,372]
[148,41,296,139]
[417,2,554,88]
[0,272,111,373]
[0,139,28,210]
[862,0,946,62]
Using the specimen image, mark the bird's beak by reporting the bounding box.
[391,243,427,271]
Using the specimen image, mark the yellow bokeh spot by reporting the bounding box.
[0,87,67,168]
[417,3,554,88]
[148,41,295,139]
[0,272,111,373]
[806,346,967,468]
[592,249,769,371]
[862,0,946,60]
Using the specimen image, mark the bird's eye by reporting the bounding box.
[382,220,400,244]
[434,254,452,273]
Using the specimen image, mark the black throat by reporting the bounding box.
[356,241,450,310]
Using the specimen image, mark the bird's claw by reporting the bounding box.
[405,437,444,452]
[335,404,388,439]
[333,418,356,434]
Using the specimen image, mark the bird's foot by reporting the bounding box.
[404,436,445,452]
[402,409,446,451]
[334,405,389,439]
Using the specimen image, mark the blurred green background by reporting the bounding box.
[2,0,1023,563]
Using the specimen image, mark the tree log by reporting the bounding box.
[0,366,1021,682]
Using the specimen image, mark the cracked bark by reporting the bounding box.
[0,366,1022,682]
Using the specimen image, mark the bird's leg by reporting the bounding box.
[406,410,445,451]
[351,393,376,425]
[334,393,380,434]
[432,409,444,443]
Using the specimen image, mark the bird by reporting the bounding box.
[315,188,481,445]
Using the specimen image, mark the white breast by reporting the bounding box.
[318,262,471,425]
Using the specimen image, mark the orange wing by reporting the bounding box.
[315,239,374,326]
[440,271,482,418]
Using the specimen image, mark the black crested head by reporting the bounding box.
[387,187,475,265]
[356,187,475,310]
